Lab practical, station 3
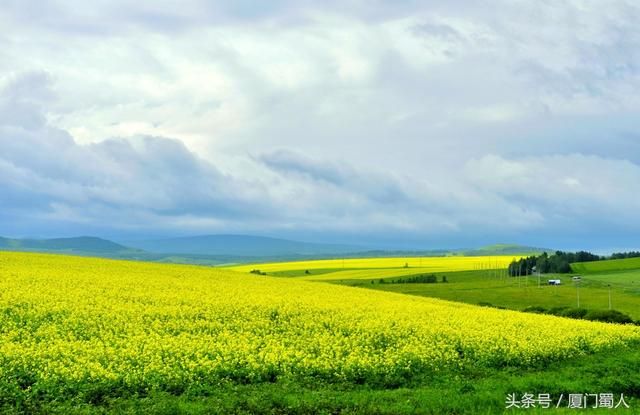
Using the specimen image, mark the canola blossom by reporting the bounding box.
[0,252,638,396]
[227,255,517,274]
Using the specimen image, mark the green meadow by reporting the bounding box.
[257,257,640,320]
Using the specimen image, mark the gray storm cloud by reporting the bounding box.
[0,1,639,248]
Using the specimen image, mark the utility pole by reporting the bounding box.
[576,280,581,308]
[517,263,521,288]
[608,284,612,310]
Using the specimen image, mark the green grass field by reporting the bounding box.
[363,271,640,320]
[572,257,640,274]
[297,267,458,281]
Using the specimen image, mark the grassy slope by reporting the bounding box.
[296,267,461,281]
[327,269,640,320]
[583,270,640,290]
[0,236,135,254]
[572,257,640,274]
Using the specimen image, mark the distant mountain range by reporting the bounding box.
[0,235,548,264]
[463,243,548,256]
[0,236,137,254]
[123,234,362,256]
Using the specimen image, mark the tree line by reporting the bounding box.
[508,250,640,276]
[611,251,640,259]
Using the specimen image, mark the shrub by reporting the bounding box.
[547,306,569,316]
[584,310,634,324]
[560,308,588,319]
[523,306,547,314]
[390,274,437,284]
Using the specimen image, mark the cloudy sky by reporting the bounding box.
[1,1,639,250]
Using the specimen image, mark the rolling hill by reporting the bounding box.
[124,234,364,256]
[572,257,640,274]
[0,236,137,255]
[463,243,549,256]
[0,235,551,266]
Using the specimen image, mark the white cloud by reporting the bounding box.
[0,1,639,248]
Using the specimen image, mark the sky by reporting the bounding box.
[1,1,639,250]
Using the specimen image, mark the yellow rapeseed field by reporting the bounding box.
[227,255,516,274]
[0,251,638,394]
